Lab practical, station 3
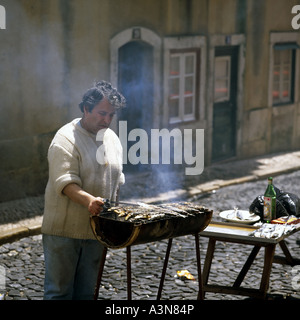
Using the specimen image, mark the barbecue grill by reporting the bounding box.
[90,202,212,249]
[90,201,213,300]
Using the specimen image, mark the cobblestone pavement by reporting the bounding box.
[1,169,300,300]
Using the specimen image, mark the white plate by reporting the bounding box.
[219,210,260,224]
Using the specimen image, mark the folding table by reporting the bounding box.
[199,221,300,299]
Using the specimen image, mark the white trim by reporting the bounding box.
[163,36,206,126]
[168,51,197,123]
[268,32,300,107]
[110,27,162,129]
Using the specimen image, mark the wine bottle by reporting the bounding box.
[263,177,276,223]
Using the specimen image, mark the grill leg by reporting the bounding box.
[93,246,108,300]
[127,246,132,300]
[157,238,173,300]
[195,233,203,300]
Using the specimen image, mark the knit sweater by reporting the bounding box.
[41,118,125,239]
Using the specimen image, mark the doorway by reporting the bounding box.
[212,46,239,162]
[118,41,154,171]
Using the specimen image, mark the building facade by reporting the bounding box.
[0,0,299,201]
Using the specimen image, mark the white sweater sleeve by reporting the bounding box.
[47,143,82,195]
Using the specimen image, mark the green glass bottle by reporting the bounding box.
[263,177,276,223]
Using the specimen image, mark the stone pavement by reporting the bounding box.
[1,150,300,300]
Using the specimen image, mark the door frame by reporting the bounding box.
[110,27,162,131]
[212,46,239,161]
[207,34,245,164]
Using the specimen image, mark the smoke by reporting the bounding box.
[116,39,204,201]
[0,1,204,202]
[116,121,204,201]
[0,0,112,135]
[0,1,67,137]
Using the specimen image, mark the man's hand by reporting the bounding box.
[88,197,104,216]
[62,183,104,215]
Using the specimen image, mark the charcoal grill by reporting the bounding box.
[90,202,212,249]
[90,202,213,300]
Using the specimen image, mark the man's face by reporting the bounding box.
[83,98,116,134]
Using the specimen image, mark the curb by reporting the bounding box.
[0,225,41,246]
[188,165,300,196]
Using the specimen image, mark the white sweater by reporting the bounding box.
[41,118,125,239]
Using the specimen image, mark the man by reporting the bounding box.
[42,81,126,299]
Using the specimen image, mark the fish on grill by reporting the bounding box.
[103,202,209,223]
[90,201,213,248]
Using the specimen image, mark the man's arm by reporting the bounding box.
[62,183,104,216]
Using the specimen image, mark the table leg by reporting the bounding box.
[127,246,132,300]
[195,233,203,300]
[93,246,108,300]
[273,240,300,266]
[278,240,298,265]
[202,238,216,298]
[279,240,294,264]
[157,238,173,300]
[233,245,261,288]
[260,244,276,298]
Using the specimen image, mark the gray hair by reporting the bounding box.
[79,80,126,112]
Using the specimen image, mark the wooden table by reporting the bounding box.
[199,221,300,299]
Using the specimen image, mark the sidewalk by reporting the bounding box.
[1,150,300,245]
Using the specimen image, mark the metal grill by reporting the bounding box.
[90,202,212,248]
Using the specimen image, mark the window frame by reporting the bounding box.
[272,44,296,106]
[168,49,198,124]
[163,36,206,126]
[214,55,232,103]
[268,32,300,108]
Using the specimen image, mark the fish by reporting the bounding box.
[103,201,208,223]
[249,223,298,239]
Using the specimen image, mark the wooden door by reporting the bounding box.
[212,46,238,161]
[118,41,154,171]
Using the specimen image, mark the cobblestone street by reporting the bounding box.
[1,168,300,300]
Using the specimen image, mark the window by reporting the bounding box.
[163,36,206,125]
[214,56,231,103]
[168,51,197,123]
[272,43,297,105]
